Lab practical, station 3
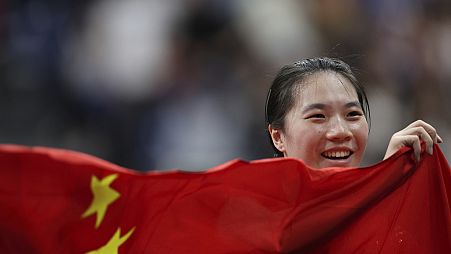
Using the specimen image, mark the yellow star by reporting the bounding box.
[86,227,135,254]
[82,174,120,228]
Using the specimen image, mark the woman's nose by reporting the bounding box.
[326,118,352,142]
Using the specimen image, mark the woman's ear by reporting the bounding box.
[268,125,286,153]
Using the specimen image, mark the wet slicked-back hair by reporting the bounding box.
[265,57,370,157]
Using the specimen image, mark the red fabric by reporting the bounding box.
[0,144,449,253]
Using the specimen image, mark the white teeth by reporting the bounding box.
[324,151,350,158]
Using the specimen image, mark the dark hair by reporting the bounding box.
[265,57,370,157]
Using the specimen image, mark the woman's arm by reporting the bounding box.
[384,120,443,162]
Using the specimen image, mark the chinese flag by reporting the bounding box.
[0,144,449,253]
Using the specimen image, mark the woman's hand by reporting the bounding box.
[384,120,443,162]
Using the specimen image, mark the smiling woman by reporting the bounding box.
[266,57,442,169]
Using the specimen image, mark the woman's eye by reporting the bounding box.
[306,114,325,119]
[347,111,363,117]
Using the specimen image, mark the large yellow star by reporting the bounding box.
[82,174,120,228]
[86,227,135,254]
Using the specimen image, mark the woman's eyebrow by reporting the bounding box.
[301,101,361,114]
[345,101,362,108]
[301,103,326,114]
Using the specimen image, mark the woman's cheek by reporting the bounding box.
[353,123,369,148]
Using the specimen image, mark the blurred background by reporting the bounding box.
[1,0,450,171]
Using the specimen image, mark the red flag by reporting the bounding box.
[0,144,449,253]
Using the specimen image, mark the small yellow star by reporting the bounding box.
[86,227,135,254]
[82,174,120,228]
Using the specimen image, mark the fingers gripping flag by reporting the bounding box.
[0,144,449,253]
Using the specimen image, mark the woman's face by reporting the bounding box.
[270,71,369,169]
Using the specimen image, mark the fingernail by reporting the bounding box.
[438,135,443,143]
[428,146,433,155]
[415,152,420,163]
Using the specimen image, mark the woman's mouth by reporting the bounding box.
[321,150,353,160]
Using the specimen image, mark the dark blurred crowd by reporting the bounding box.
[1,0,450,171]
